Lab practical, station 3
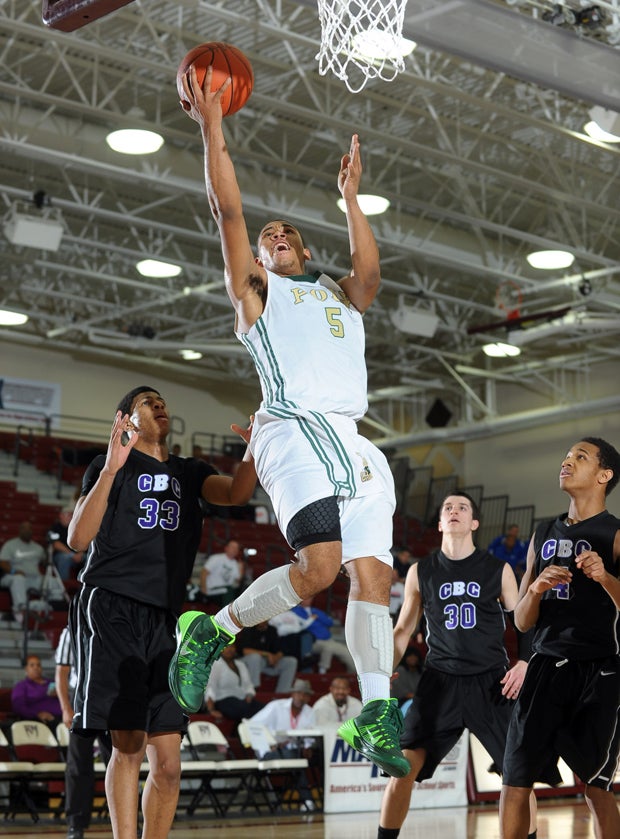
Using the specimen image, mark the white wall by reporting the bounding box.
[464,411,620,519]
[2,344,251,454]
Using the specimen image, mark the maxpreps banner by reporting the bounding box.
[322,727,469,813]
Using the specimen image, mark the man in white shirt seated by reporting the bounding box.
[0,521,47,624]
[199,539,243,604]
[204,643,265,722]
[248,678,316,756]
[312,675,362,727]
[248,678,318,810]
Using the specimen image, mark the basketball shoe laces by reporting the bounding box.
[358,698,403,746]
[176,635,210,687]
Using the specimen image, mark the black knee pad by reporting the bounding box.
[286,496,342,551]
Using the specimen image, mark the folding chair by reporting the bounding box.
[184,720,262,816]
[0,727,36,820]
[237,720,316,812]
[10,720,66,818]
[54,722,69,759]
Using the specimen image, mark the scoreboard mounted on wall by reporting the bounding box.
[42,0,135,31]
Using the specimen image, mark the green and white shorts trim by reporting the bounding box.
[252,409,395,564]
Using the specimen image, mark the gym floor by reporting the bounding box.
[0,798,608,838]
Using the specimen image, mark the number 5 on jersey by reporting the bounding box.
[325,307,344,338]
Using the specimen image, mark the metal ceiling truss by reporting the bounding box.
[1,0,619,446]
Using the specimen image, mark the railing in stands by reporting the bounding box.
[4,413,185,497]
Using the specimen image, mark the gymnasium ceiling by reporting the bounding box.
[1,0,619,449]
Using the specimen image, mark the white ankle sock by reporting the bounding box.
[214,607,240,636]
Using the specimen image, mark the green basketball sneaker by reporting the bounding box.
[168,611,234,713]
[337,698,410,778]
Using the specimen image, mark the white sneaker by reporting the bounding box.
[302,799,316,811]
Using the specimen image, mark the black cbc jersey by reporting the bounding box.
[78,450,216,613]
[418,548,509,676]
[532,511,620,660]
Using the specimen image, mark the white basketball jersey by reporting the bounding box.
[236,271,368,420]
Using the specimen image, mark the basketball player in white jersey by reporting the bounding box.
[168,63,409,778]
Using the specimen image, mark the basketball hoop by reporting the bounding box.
[495,280,523,321]
[316,0,411,93]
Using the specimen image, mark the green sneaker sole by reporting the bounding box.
[338,717,411,779]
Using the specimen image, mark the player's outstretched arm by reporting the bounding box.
[514,535,572,631]
[392,563,423,670]
[68,411,139,550]
[181,65,262,320]
[337,134,381,313]
[201,416,257,506]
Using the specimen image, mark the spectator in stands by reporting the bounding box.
[192,443,203,458]
[49,506,85,581]
[248,678,318,811]
[200,539,244,605]
[389,566,405,623]
[56,625,111,839]
[488,523,528,578]
[312,676,362,726]
[0,521,45,624]
[204,642,264,722]
[267,608,316,666]
[390,646,424,706]
[238,620,297,692]
[171,443,182,457]
[392,546,415,581]
[11,654,61,724]
[281,597,355,675]
[249,678,316,755]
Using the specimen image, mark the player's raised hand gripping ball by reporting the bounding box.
[176,42,253,117]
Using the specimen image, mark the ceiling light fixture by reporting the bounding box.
[482,341,521,358]
[584,106,620,143]
[337,194,390,215]
[180,349,203,361]
[0,309,29,326]
[106,129,164,155]
[136,259,182,278]
[526,250,575,270]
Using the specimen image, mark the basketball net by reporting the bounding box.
[316,0,409,93]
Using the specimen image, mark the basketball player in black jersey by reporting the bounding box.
[66,385,256,839]
[378,492,558,839]
[501,437,620,839]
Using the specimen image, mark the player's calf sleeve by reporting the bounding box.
[345,601,393,702]
[228,565,301,627]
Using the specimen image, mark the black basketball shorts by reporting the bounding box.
[503,653,620,790]
[70,586,187,736]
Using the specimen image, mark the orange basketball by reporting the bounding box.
[176,42,253,117]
